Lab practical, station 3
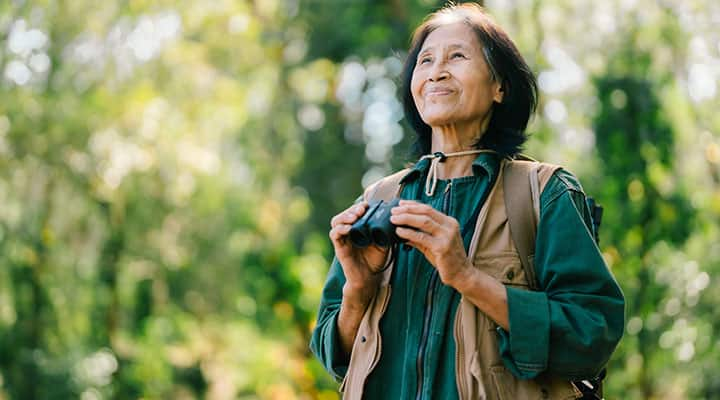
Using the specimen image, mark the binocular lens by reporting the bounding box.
[349,226,372,248]
[371,227,392,248]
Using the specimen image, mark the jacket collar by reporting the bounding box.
[399,150,501,185]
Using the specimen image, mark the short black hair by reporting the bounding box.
[401,3,538,158]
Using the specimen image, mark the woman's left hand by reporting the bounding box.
[390,200,472,287]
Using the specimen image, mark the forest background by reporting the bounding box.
[0,0,719,399]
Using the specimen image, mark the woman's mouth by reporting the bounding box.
[426,88,453,97]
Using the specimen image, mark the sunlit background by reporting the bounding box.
[0,0,719,399]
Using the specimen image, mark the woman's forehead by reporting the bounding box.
[420,23,480,52]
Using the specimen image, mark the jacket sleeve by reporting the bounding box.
[496,170,625,380]
[309,256,349,382]
[310,189,377,382]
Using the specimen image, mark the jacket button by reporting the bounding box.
[506,270,515,280]
[361,336,367,343]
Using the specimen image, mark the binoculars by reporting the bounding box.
[349,198,401,248]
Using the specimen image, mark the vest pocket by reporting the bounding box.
[490,365,581,400]
[490,365,551,400]
[473,252,530,289]
[489,366,516,400]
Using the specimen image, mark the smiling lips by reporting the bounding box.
[425,87,454,97]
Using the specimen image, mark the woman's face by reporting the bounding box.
[410,22,503,130]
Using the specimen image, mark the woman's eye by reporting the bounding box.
[451,52,466,59]
[419,57,432,64]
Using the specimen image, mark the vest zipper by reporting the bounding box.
[415,181,452,400]
[415,271,439,400]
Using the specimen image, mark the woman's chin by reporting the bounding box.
[421,114,458,128]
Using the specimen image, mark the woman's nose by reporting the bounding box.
[428,62,449,82]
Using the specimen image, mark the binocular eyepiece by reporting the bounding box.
[349,198,401,248]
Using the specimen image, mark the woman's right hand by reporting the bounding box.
[329,201,390,302]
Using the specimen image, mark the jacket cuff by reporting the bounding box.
[497,286,550,379]
[325,313,349,381]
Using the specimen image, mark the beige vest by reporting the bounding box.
[341,160,582,400]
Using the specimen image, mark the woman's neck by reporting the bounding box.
[430,122,487,179]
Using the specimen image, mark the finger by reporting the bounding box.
[331,212,356,228]
[331,203,367,227]
[394,202,460,235]
[329,225,354,246]
[390,213,441,235]
[394,200,442,218]
[395,226,432,250]
[348,202,367,218]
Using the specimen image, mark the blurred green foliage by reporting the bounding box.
[0,0,719,399]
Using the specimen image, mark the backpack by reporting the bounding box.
[503,156,606,400]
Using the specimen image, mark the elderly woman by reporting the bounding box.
[311,3,624,400]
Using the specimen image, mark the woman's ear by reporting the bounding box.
[493,82,504,104]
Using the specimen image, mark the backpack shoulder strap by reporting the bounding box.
[505,159,609,395]
[503,159,562,290]
[363,168,412,202]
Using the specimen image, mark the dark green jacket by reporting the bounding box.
[311,152,625,399]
